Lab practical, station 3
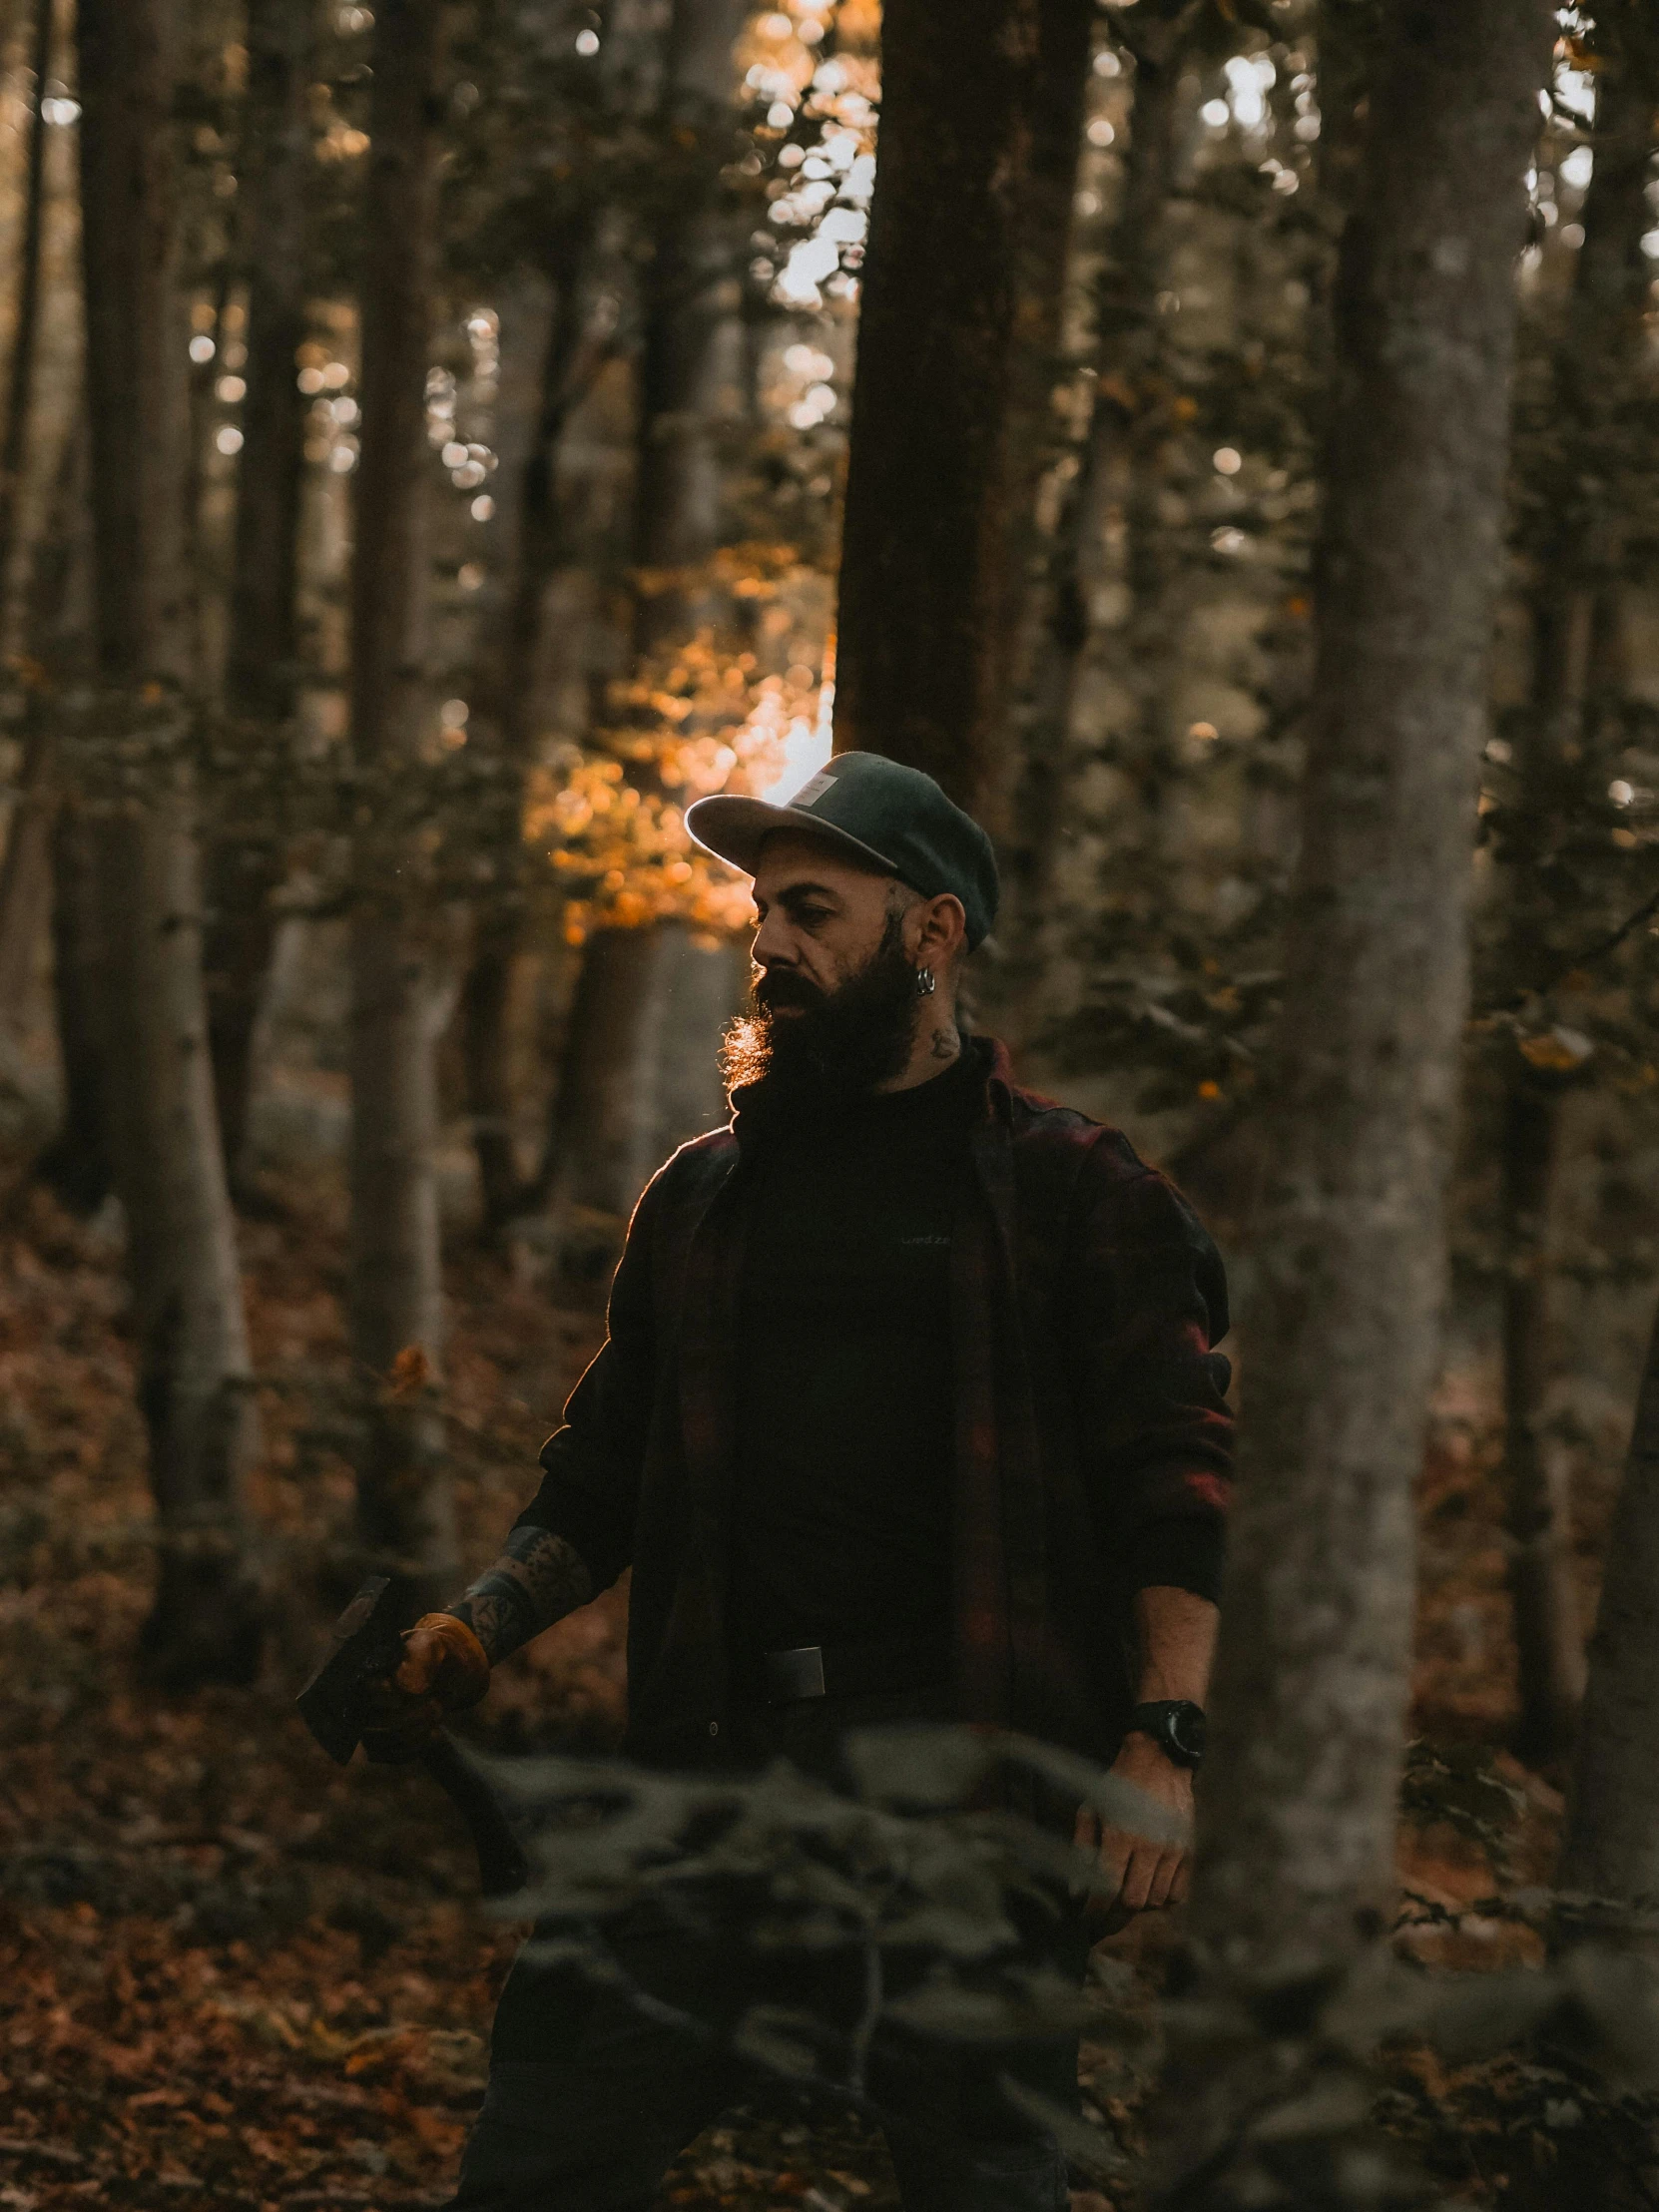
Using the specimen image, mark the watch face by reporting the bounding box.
[1167,1705,1207,1763]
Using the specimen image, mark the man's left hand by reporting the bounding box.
[1073,1730,1194,1927]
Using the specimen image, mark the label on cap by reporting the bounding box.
[791,769,836,810]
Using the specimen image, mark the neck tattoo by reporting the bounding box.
[929,1027,961,1062]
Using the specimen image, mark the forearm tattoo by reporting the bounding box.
[446,1526,595,1666]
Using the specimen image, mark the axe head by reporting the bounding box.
[296,1574,405,1765]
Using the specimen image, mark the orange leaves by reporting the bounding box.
[1517,1027,1593,1074]
[528,607,831,944]
[1555,32,1602,73]
[387,1346,432,1400]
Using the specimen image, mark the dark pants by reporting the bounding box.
[446,1692,1089,2212]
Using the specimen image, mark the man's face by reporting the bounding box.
[722,833,918,1102]
[749,833,902,1011]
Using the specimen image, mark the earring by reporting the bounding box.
[915,967,936,997]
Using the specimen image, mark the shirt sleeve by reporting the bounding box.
[1064,1150,1235,1601]
[511,1170,665,1592]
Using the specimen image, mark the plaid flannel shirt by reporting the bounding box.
[517,1036,1234,1768]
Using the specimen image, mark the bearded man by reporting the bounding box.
[393,754,1234,2212]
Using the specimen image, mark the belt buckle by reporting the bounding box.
[766,1645,828,1702]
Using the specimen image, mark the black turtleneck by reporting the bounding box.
[725,1049,982,1659]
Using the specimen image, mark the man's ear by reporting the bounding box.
[913,893,968,968]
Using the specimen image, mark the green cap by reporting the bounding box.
[686,752,1000,950]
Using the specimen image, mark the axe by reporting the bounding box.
[297,1575,528,1900]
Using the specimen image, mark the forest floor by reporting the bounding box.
[0,1153,1617,2210]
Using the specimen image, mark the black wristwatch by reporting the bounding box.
[1126,1699,1207,1770]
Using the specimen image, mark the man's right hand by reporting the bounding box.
[369,1612,492,1747]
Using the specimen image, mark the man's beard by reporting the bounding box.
[720,914,919,1111]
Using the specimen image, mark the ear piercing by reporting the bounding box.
[915,967,936,996]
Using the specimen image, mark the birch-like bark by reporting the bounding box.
[1186,0,1551,1990]
[347,0,454,1600]
[77,0,262,1686]
[204,0,314,1182]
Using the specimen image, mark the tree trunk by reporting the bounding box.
[1495,13,1657,1763]
[832,0,1094,818]
[0,0,52,607]
[630,0,750,653]
[1182,0,1550,2006]
[541,0,750,1237]
[1004,22,1183,994]
[1499,1079,1585,1759]
[27,434,103,1206]
[0,0,64,1030]
[76,0,262,1688]
[347,0,454,1604]
[203,0,314,1189]
[544,922,741,1204]
[35,803,112,1213]
[460,257,591,1238]
[0,723,51,1020]
[1559,1296,1659,1918]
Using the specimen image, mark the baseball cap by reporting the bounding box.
[685,752,1000,950]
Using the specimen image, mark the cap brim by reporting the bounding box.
[685,795,900,882]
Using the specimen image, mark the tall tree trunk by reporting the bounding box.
[77,0,262,1688]
[1004,19,1184,999]
[0,0,52,605]
[36,802,111,1212]
[0,0,62,1030]
[0,722,50,1021]
[1174,0,1550,2061]
[630,0,749,654]
[1499,1078,1585,1759]
[204,0,314,1188]
[542,0,749,1234]
[832,0,1094,818]
[1495,16,1657,1762]
[1559,1295,1659,1919]
[347,0,454,1604]
[29,435,105,1209]
[460,253,594,1238]
[541,919,746,1217]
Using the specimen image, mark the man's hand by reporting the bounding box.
[1074,1582,1216,1929]
[1074,1729,1195,1929]
[364,1529,595,1749]
[369,1613,491,1748]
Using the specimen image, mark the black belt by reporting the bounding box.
[742,1636,950,1706]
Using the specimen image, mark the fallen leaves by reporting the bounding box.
[0,1179,903,2211]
